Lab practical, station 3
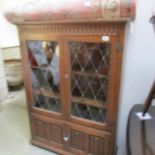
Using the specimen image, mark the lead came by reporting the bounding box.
[70,42,110,123]
[28,41,61,112]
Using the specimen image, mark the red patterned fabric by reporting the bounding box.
[4,0,136,24]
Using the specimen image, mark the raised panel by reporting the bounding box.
[31,114,65,147]
[49,124,63,144]
[34,119,48,141]
[70,130,86,151]
[69,124,111,155]
[89,135,108,155]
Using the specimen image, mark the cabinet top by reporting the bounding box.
[4,0,136,25]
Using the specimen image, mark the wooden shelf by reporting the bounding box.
[72,96,106,109]
[33,88,60,99]
[72,70,107,79]
[33,88,106,109]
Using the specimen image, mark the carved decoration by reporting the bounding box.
[4,0,136,24]
[70,130,86,151]
[18,23,122,36]
[34,119,48,140]
[89,135,108,155]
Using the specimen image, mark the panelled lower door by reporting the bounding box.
[68,124,112,155]
[31,114,64,150]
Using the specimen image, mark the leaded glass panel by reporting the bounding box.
[26,41,61,112]
[69,42,110,123]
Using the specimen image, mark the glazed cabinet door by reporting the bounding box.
[64,35,118,130]
[22,38,64,118]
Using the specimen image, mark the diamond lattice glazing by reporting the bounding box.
[69,42,110,123]
[27,41,61,112]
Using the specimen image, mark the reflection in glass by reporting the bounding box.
[33,94,60,112]
[26,41,61,112]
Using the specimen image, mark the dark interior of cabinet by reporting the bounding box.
[26,40,110,123]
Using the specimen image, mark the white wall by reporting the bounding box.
[1,0,155,155]
[117,0,155,155]
[0,0,22,60]
[0,0,20,48]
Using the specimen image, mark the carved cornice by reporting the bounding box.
[18,23,123,36]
